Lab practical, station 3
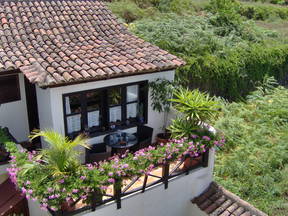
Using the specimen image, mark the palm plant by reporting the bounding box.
[169,88,220,138]
[30,130,89,176]
[149,78,174,131]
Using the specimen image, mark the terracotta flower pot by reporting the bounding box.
[156,133,171,145]
[183,156,202,171]
[61,198,75,212]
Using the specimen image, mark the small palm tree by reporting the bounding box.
[30,130,89,176]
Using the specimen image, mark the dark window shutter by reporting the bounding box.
[0,74,21,104]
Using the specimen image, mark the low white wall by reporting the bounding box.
[36,71,175,162]
[0,74,30,142]
[28,149,215,216]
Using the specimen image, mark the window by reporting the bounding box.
[63,81,148,137]
[65,94,82,134]
[108,87,122,124]
[0,74,21,104]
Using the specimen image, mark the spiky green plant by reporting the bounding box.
[30,130,89,176]
[170,88,220,126]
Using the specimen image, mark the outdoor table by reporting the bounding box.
[104,132,138,155]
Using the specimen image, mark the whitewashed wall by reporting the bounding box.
[36,71,175,161]
[0,74,30,142]
[28,149,215,216]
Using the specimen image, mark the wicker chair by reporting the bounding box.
[131,125,154,152]
[85,143,111,164]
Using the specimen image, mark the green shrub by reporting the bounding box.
[131,14,285,100]
[239,3,288,20]
[108,0,158,23]
[214,84,288,215]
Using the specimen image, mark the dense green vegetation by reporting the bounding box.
[109,0,288,100]
[239,1,288,20]
[214,79,288,215]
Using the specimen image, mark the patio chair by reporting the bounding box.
[132,125,154,151]
[85,143,111,164]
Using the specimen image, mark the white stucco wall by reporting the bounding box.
[0,74,30,142]
[36,71,175,161]
[28,149,215,216]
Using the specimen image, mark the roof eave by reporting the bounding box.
[38,65,184,89]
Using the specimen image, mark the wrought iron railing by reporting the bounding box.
[50,150,210,216]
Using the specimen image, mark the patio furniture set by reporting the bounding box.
[85,125,154,163]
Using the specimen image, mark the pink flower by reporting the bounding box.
[47,187,53,193]
[26,180,31,185]
[81,195,87,199]
[108,172,113,177]
[80,176,86,180]
[100,186,108,190]
[108,178,115,183]
[28,189,33,194]
[122,164,129,168]
[40,203,48,211]
[21,187,27,193]
[72,189,79,193]
[59,179,65,184]
[202,136,211,141]
[50,207,58,211]
[191,135,198,139]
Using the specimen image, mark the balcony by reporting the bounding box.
[28,149,214,216]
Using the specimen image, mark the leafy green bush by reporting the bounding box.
[214,82,288,215]
[131,14,285,100]
[239,3,288,20]
[108,0,158,23]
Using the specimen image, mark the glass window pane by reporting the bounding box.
[108,87,121,106]
[86,91,101,111]
[127,85,138,102]
[67,114,81,134]
[65,94,81,114]
[127,103,138,119]
[88,110,100,128]
[109,106,122,122]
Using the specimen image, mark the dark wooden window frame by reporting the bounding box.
[63,81,148,138]
[0,74,21,104]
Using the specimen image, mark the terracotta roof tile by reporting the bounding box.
[192,182,268,216]
[0,0,184,87]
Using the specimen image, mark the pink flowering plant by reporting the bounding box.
[4,128,224,212]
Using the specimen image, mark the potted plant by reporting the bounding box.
[168,88,220,170]
[149,78,174,144]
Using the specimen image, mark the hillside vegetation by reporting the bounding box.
[214,79,288,215]
[109,0,288,100]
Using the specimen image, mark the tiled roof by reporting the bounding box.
[0,0,185,87]
[192,182,268,216]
